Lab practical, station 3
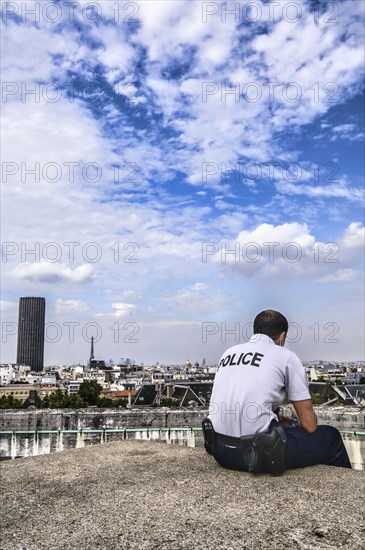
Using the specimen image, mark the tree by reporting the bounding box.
[78,380,103,406]
[96,397,128,408]
[310,393,322,405]
[0,395,24,409]
[42,389,69,409]
[152,397,180,408]
[97,397,114,408]
[360,376,365,384]
[114,398,128,408]
[41,391,86,409]
[67,394,86,409]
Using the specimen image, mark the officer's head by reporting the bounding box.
[253,310,288,346]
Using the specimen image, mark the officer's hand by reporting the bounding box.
[287,403,298,419]
[278,404,299,428]
[291,399,317,433]
[278,414,292,429]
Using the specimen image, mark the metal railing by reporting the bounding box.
[0,427,203,435]
[1,427,365,436]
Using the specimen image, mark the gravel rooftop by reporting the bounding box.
[1,439,364,550]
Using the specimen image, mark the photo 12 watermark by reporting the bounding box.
[1,81,141,105]
[201,241,339,264]
[1,241,140,264]
[201,321,340,344]
[1,1,140,25]
[202,81,341,104]
[201,1,340,24]
[2,321,140,344]
[201,161,340,184]
[1,161,142,185]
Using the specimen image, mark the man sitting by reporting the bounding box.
[204,309,351,474]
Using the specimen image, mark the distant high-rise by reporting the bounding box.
[16,297,46,372]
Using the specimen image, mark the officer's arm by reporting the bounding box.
[291,399,317,433]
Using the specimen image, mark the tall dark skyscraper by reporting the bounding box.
[16,297,46,372]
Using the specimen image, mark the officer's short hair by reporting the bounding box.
[253,310,288,340]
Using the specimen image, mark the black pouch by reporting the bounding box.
[202,417,215,454]
[245,424,287,476]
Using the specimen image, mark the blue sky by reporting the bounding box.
[1,0,364,365]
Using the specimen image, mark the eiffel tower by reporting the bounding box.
[88,336,95,368]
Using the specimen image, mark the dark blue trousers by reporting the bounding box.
[284,425,351,469]
[210,425,351,472]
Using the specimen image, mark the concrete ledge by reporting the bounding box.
[1,440,364,550]
[1,406,363,431]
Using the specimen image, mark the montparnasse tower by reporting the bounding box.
[16,297,46,372]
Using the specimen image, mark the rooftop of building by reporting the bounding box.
[1,440,364,550]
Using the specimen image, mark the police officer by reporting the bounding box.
[205,309,351,473]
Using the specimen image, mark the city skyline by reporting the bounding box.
[2,294,364,367]
[1,1,364,365]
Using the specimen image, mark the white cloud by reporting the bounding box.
[191,282,209,291]
[332,124,356,134]
[318,269,359,283]
[275,181,364,203]
[331,123,364,142]
[209,222,364,281]
[90,26,136,84]
[111,303,136,317]
[55,298,90,312]
[160,285,234,315]
[0,300,17,312]
[95,302,137,318]
[13,262,94,284]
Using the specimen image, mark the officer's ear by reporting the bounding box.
[275,332,286,347]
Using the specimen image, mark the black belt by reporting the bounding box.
[213,418,279,448]
[214,432,255,448]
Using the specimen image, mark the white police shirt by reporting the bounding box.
[208,334,311,437]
